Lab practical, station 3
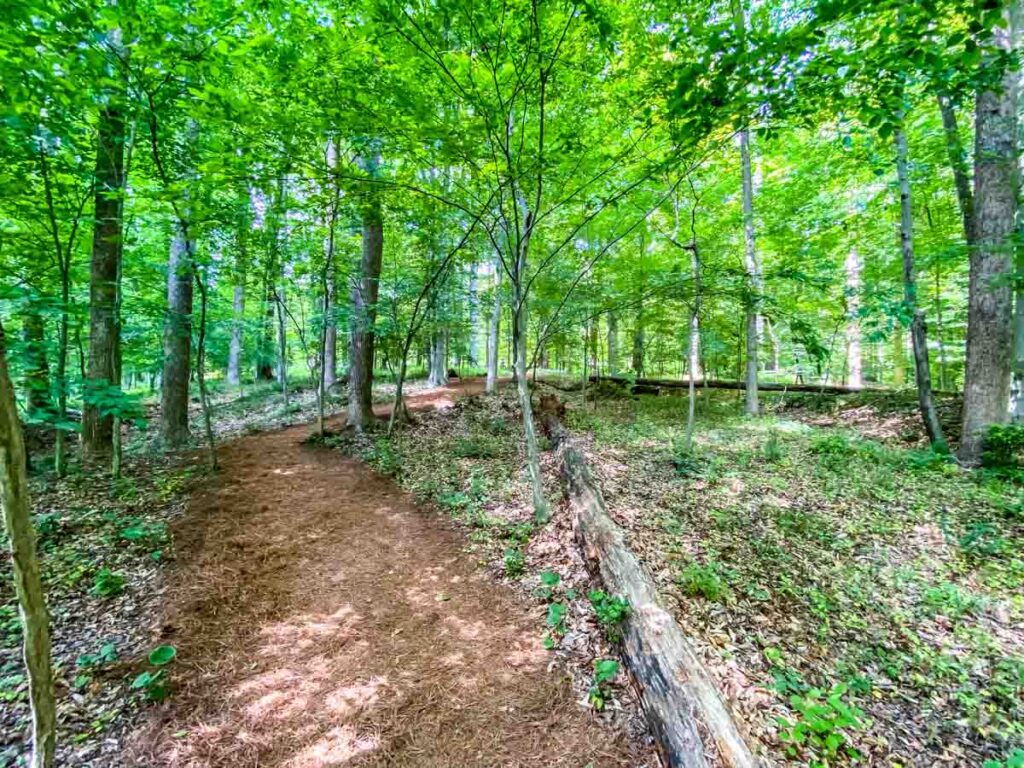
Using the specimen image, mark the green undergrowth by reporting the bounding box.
[567,390,1023,766]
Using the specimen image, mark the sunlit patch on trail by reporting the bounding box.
[285,725,379,768]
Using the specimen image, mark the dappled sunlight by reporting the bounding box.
[286,726,379,768]
[257,605,361,656]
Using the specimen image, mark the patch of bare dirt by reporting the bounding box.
[125,381,638,767]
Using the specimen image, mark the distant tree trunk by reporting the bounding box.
[428,325,448,387]
[82,99,126,462]
[607,311,618,374]
[348,194,383,431]
[893,326,906,386]
[1013,243,1024,421]
[632,300,645,376]
[194,269,217,470]
[275,286,289,408]
[486,254,502,393]
[685,237,702,451]
[160,226,193,448]
[895,121,947,451]
[467,264,480,366]
[738,129,761,416]
[844,246,863,388]
[961,8,1018,461]
[512,270,547,522]
[0,319,56,768]
[22,308,50,416]
[227,282,244,387]
[256,269,276,381]
[763,317,778,374]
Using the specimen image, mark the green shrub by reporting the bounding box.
[588,590,630,641]
[984,423,1024,467]
[764,430,786,463]
[503,547,525,578]
[90,568,125,599]
[453,436,499,459]
[983,749,1024,768]
[671,443,708,478]
[588,658,620,710]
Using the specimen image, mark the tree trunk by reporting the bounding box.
[227,282,245,387]
[632,301,645,376]
[937,93,976,242]
[194,270,217,470]
[739,129,761,416]
[960,7,1018,461]
[844,245,863,388]
[348,196,383,431]
[81,100,126,461]
[607,311,618,374]
[256,269,276,382]
[513,275,547,522]
[895,123,947,451]
[0,319,56,768]
[486,254,502,393]
[275,284,289,408]
[467,264,480,366]
[160,226,193,448]
[1012,244,1024,421]
[428,326,448,387]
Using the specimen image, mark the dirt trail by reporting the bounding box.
[127,380,635,767]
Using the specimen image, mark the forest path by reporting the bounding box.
[126,379,633,768]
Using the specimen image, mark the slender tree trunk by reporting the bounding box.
[632,300,645,376]
[895,123,947,450]
[685,241,702,451]
[348,195,383,431]
[960,7,1018,461]
[194,270,217,470]
[1012,240,1024,421]
[256,268,276,381]
[607,311,618,374]
[428,326,448,387]
[82,100,126,461]
[467,264,480,366]
[937,93,976,242]
[275,285,289,408]
[764,317,778,374]
[486,254,502,393]
[0,319,56,768]
[54,275,69,477]
[160,226,193,448]
[739,129,761,415]
[845,245,863,388]
[227,282,245,387]
[513,270,547,522]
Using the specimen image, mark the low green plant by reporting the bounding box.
[588,590,630,642]
[960,521,1010,558]
[671,444,707,478]
[764,430,786,463]
[920,582,981,619]
[777,682,864,765]
[543,600,568,650]
[453,436,499,459]
[983,749,1024,768]
[90,567,125,599]
[131,645,177,702]
[588,658,620,710]
[368,439,402,476]
[677,561,732,602]
[503,547,525,578]
[76,642,118,670]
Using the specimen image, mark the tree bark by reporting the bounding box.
[467,264,480,366]
[960,7,1018,461]
[82,99,126,461]
[0,319,56,768]
[607,311,619,374]
[428,325,448,387]
[895,122,947,451]
[348,195,383,430]
[227,282,245,387]
[160,226,193,448]
[844,246,863,388]
[632,301,645,376]
[486,254,502,393]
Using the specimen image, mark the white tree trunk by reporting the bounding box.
[739,129,761,415]
[845,245,863,388]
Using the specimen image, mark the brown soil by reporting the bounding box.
[126,379,636,767]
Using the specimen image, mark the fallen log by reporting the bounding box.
[539,401,760,768]
[588,374,870,396]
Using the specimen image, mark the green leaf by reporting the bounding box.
[148,645,177,666]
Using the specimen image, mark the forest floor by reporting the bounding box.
[366,382,1022,768]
